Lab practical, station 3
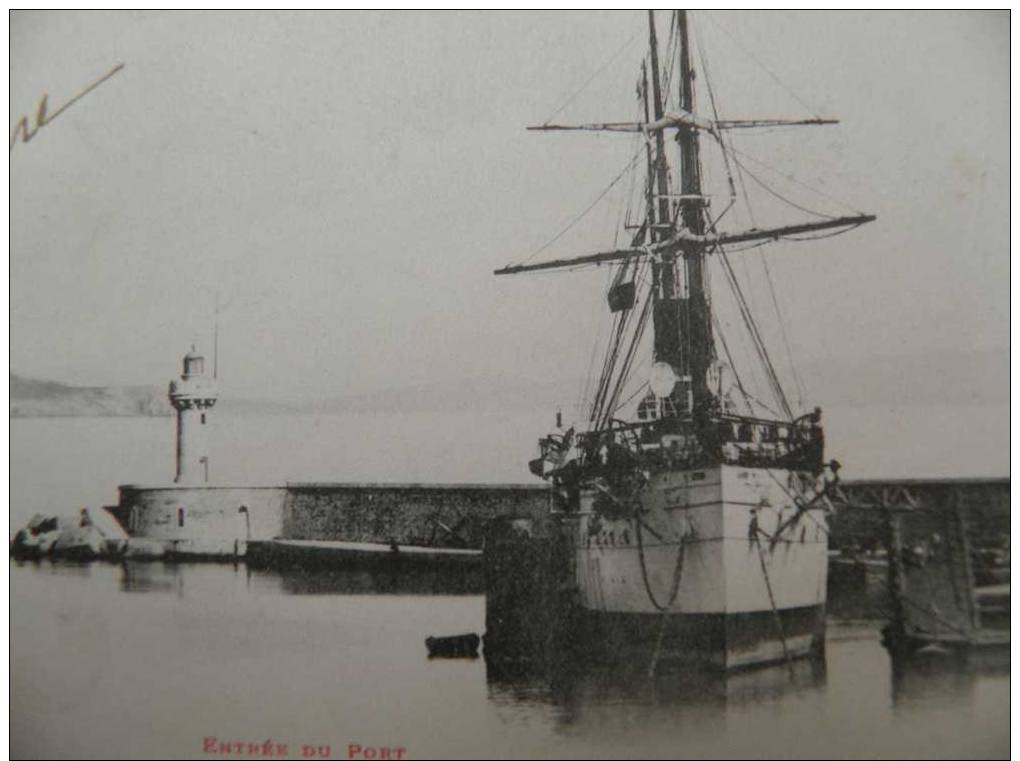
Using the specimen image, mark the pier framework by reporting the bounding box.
[827,477,1009,553]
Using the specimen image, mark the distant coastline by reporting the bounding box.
[10,373,172,418]
[10,348,1008,420]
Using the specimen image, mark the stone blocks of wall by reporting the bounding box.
[117,485,286,556]
[283,483,550,549]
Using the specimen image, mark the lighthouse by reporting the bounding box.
[168,346,218,484]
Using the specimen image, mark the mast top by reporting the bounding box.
[497,9,875,431]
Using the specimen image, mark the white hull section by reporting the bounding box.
[570,465,828,616]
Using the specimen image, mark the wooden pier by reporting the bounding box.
[827,478,1009,656]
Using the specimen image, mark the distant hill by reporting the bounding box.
[10,373,173,418]
[301,349,1008,417]
[307,374,574,416]
[11,348,1006,420]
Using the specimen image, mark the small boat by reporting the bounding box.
[425,633,481,659]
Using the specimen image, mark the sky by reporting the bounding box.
[10,11,1009,443]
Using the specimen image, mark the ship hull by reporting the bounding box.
[566,464,828,669]
[578,605,825,670]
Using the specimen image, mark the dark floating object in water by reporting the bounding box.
[425,633,480,659]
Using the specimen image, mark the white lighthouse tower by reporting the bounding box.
[168,346,218,484]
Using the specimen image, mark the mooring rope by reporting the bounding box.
[636,515,688,677]
[751,527,791,665]
[635,516,687,613]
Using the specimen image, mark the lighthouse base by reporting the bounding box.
[110,484,286,558]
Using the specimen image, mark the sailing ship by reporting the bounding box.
[495,10,875,669]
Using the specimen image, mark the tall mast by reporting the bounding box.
[640,60,657,292]
[496,8,877,424]
[676,10,713,415]
[647,12,672,249]
[647,11,684,385]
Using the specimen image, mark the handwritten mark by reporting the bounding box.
[10,62,125,152]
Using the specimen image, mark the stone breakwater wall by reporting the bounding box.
[283,483,550,548]
[101,477,1010,561]
[111,482,550,558]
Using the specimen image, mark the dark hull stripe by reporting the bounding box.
[580,604,826,670]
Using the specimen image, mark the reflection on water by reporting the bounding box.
[487,646,828,717]
[891,647,1011,709]
[263,565,485,596]
[111,559,485,596]
[119,561,189,595]
[11,560,1010,760]
[11,414,1010,758]
[12,556,98,578]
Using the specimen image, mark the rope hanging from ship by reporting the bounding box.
[634,509,688,612]
[749,516,792,665]
[588,472,688,613]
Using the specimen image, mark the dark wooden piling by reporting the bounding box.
[482,514,582,664]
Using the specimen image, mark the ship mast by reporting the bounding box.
[646,12,672,252]
[647,10,713,417]
[646,11,683,392]
[496,9,876,428]
[675,11,713,416]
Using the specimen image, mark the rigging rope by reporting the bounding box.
[741,390,785,421]
[717,247,793,420]
[758,250,807,409]
[711,312,754,414]
[613,379,650,416]
[693,15,738,205]
[696,46,809,418]
[579,265,617,422]
[730,136,758,228]
[730,154,837,221]
[590,307,630,423]
[598,282,653,430]
[589,257,650,424]
[542,29,640,126]
[586,81,655,425]
[703,12,825,120]
[726,154,813,412]
[727,143,864,217]
[517,149,644,268]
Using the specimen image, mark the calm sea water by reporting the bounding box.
[10,415,1011,759]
